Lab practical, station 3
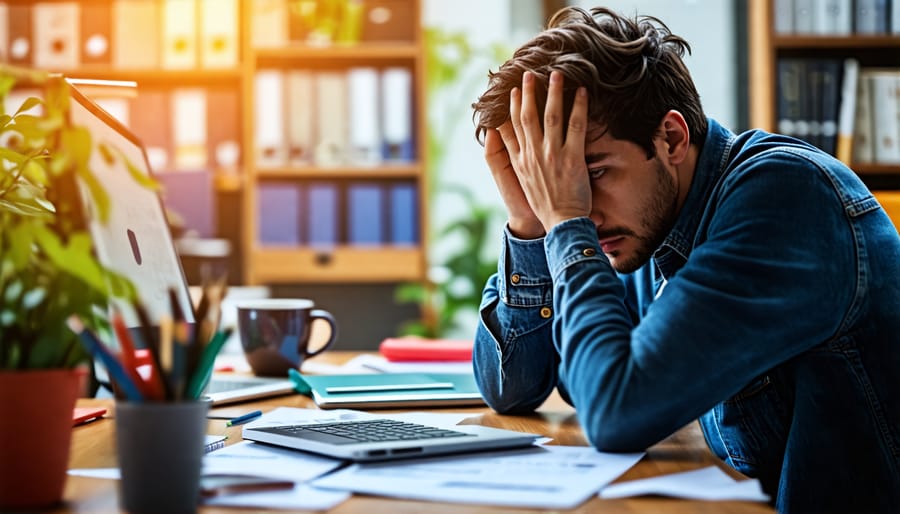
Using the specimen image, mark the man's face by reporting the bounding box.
[583,124,679,273]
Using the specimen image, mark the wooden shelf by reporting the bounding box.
[254,43,419,61]
[852,164,900,175]
[256,164,422,179]
[66,68,243,84]
[249,246,425,283]
[772,35,900,49]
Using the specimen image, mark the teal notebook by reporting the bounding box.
[288,370,485,409]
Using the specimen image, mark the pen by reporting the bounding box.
[325,382,456,394]
[185,327,233,399]
[67,316,144,402]
[225,410,263,427]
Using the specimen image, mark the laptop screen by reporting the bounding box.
[66,80,194,327]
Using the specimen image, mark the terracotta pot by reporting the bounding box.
[0,368,83,510]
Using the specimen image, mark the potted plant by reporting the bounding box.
[0,65,136,509]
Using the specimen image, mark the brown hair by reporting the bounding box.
[472,6,707,158]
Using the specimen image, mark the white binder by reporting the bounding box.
[200,0,238,68]
[254,70,287,167]
[381,67,413,161]
[161,0,198,69]
[171,89,208,170]
[251,0,288,48]
[286,70,315,165]
[348,67,382,166]
[32,2,80,70]
[112,0,160,69]
[314,71,349,167]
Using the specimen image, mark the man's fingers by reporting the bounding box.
[565,86,589,154]
[519,71,543,146]
[496,121,520,155]
[509,86,526,150]
[543,71,563,150]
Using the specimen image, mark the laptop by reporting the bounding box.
[202,374,295,406]
[242,417,539,462]
[68,81,299,404]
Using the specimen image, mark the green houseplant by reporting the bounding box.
[0,65,137,509]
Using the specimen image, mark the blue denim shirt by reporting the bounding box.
[474,118,900,513]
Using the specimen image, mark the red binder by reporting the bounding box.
[379,338,474,362]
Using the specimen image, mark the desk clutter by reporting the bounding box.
[67,278,229,403]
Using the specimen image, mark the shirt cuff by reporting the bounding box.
[544,217,606,280]
[497,225,553,307]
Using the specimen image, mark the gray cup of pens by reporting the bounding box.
[115,401,209,514]
[236,298,338,377]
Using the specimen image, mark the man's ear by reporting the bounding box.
[658,110,690,165]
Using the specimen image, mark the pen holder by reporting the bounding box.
[115,401,209,514]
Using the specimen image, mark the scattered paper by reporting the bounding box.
[68,468,120,479]
[312,445,643,509]
[204,484,349,510]
[202,441,343,482]
[599,465,770,502]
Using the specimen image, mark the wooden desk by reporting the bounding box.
[59,352,774,514]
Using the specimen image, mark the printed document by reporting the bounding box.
[599,465,770,502]
[311,445,644,509]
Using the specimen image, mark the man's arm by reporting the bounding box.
[473,228,560,413]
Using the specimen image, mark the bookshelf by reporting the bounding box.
[748,0,900,182]
[1,0,429,287]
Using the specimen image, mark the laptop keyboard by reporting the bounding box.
[254,419,471,445]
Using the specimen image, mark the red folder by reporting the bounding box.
[379,338,474,362]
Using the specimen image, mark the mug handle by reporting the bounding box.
[303,309,338,358]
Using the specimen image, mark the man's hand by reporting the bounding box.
[484,127,545,239]
[500,70,592,232]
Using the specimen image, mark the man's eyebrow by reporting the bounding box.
[584,152,610,163]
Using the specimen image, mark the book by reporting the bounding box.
[171,88,208,170]
[776,58,805,140]
[870,71,900,164]
[254,70,287,167]
[853,70,875,164]
[773,0,794,34]
[816,59,842,155]
[205,434,227,453]
[258,182,301,245]
[286,70,314,165]
[291,371,484,409]
[314,71,349,166]
[348,67,382,165]
[199,0,238,68]
[380,337,474,362]
[80,0,112,66]
[347,184,384,245]
[161,0,198,69]
[836,58,859,164]
[7,4,33,66]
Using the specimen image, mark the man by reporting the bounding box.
[470,6,900,514]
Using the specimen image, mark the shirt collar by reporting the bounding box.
[653,118,736,279]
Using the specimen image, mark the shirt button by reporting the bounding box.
[510,273,521,284]
[583,248,597,257]
[540,307,552,318]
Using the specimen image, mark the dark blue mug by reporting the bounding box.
[236,299,338,377]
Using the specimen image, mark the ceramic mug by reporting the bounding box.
[236,299,338,376]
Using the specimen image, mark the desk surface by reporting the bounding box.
[59,352,774,514]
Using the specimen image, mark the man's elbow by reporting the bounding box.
[581,410,657,453]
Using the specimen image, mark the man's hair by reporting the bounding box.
[472,6,707,158]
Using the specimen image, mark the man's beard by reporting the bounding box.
[600,158,679,274]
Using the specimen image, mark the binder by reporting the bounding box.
[347,183,384,245]
[306,183,339,247]
[314,71,349,166]
[254,70,287,167]
[286,70,315,165]
[381,67,414,161]
[250,0,288,48]
[772,0,793,34]
[200,0,238,69]
[130,89,171,172]
[112,0,160,69]
[855,0,888,34]
[870,71,900,164]
[361,0,415,42]
[33,2,80,70]
[171,88,209,171]
[0,4,8,63]
[258,182,301,245]
[162,0,198,69]
[80,0,113,66]
[389,183,417,245]
[348,67,382,166]
[206,88,241,174]
[7,4,32,67]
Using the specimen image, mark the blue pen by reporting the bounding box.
[225,410,263,427]
[67,316,144,402]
